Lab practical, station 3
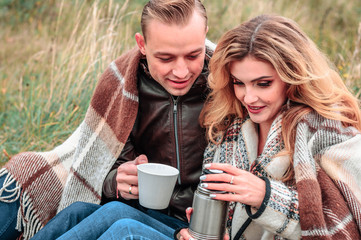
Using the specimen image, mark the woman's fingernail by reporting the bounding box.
[200,183,208,188]
[199,175,206,180]
[210,194,216,198]
[186,207,192,211]
[204,163,211,168]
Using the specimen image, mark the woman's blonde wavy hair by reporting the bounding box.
[200,14,361,181]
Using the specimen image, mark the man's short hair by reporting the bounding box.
[141,0,207,42]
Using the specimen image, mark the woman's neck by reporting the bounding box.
[257,123,271,156]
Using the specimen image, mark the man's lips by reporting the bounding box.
[169,78,189,84]
[171,80,187,84]
[168,78,191,88]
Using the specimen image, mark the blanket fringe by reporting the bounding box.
[17,189,43,240]
[0,168,21,202]
[0,168,42,240]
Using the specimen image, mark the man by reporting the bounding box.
[0,0,214,239]
[103,0,211,221]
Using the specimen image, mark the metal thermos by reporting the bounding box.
[189,170,229,240]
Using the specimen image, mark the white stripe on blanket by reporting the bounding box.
[110,61,139,102]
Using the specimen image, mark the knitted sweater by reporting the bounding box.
[203,112,361,239]
[0,40,215,240]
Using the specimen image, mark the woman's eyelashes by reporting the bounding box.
[231,76,273,88]
[257,80,272,87]
[231,76,243,85]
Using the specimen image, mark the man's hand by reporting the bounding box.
[116,154,148,200]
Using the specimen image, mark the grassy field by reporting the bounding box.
[1,0,360,165]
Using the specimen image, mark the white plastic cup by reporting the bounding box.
[137,163,179,209]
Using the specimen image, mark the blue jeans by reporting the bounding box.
[31,202,101,240]
[41,201,188,240]
[0,172,21,240]
[98,219,172,240]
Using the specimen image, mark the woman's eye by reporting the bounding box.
[258,81,272,87]
[231,77,244,85]
[233,81,244,86]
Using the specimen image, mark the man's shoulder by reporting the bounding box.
[104,46,142,79]
[113,46,141,65]
[205,38,216,59]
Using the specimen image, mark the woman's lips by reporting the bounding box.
[247,105,265,114]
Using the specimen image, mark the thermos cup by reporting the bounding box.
[189,169,229,240]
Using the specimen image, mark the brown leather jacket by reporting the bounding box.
[102,54,211,222]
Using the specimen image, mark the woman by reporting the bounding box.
[179,14,361,239]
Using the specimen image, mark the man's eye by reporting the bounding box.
[159,57,172,62]
[188,54,200,60]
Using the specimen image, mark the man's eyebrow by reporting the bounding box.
[188,47,204,54]
[154,52,172,56]
[154,47,204,56]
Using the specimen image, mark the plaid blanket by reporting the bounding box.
[295,112,361,239]
[1,39,216,240]
[1,46,141,239]
[204,112,361,239]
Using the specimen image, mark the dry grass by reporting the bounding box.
[0,0,360,164]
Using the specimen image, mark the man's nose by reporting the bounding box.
[172,59,189,79]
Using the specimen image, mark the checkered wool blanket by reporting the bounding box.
[295,112,361,239]
[204,112,361,239]
[0,46,141,239]
[0,39,216,240]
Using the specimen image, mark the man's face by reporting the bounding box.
[136,12,208,96]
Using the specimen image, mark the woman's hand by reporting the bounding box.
[200,163,266,208]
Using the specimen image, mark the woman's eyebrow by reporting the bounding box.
[231,75,273,82]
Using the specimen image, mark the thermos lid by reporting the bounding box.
[202,169,224,175]
[197,185,227,195]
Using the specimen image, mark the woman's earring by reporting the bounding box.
[286,99,291,110]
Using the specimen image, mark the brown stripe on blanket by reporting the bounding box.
[298,167,360,239]
[90,67,123,117]
[71,167,102,201]
[89,47,140,144]
[6,152,64,224]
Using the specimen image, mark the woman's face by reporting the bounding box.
[230,56,287,131]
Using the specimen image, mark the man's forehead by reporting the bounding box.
[145,11,207,39]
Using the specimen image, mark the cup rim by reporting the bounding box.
[137,163,179,176]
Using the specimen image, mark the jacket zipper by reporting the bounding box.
[172,96,181,185]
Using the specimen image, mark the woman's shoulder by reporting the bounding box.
[296,111,360,154]
[299,111,359,136]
